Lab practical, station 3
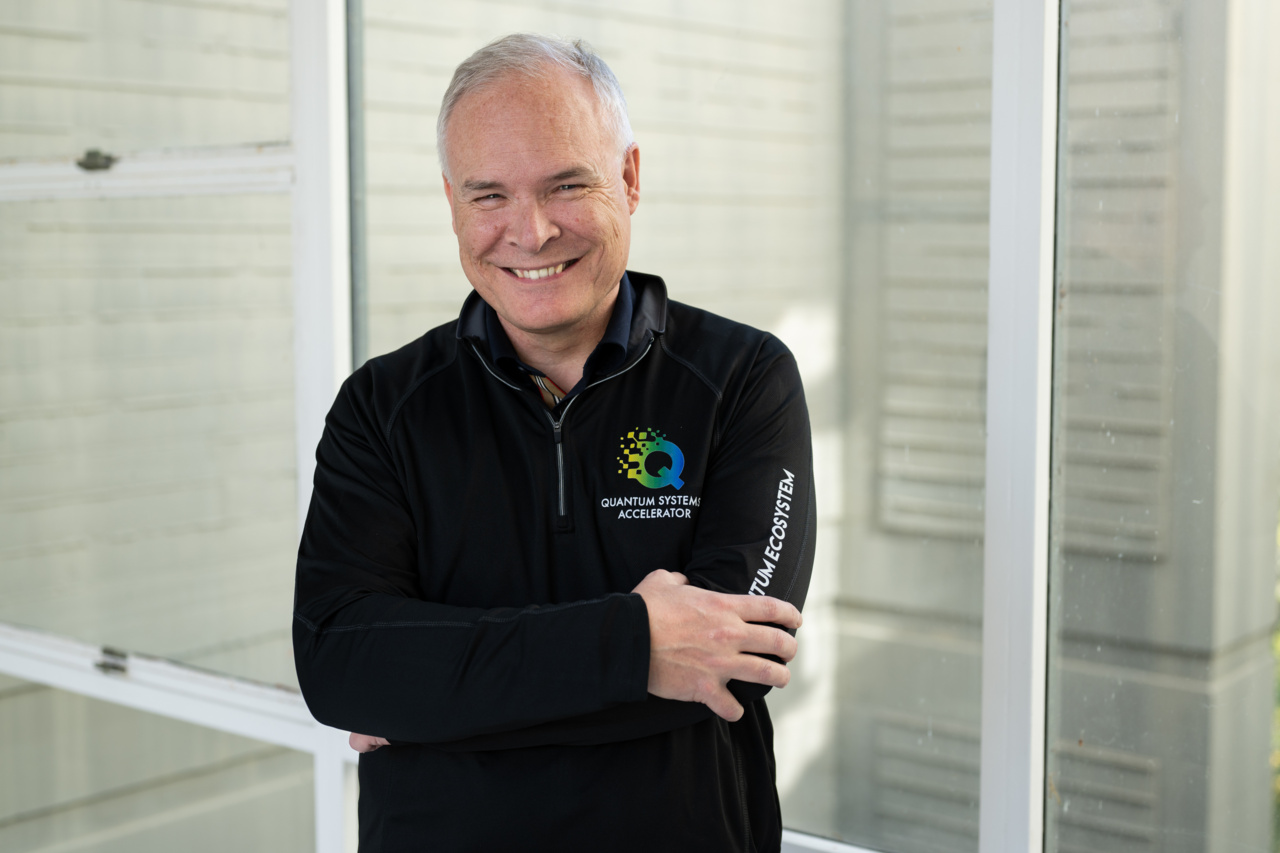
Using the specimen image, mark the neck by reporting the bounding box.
[499,294,617,392]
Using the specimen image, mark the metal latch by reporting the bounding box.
[76,149,117,171]
[95,646,128,674]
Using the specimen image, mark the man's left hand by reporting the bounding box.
[350,733,391,753]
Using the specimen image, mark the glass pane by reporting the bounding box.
[0,0,289,160]
[1046,1,1280,851]
[0,674,313,851]
[825,3,991,848]
[0,193,297,688]
[358,2,991,848]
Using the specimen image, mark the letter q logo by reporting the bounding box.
[617,428,685,490]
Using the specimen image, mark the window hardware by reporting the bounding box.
[76,149,117,171]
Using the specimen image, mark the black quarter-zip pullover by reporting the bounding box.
[293,271,816,852]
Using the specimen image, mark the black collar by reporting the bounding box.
[457,270,668,383]
[484,273,634,389]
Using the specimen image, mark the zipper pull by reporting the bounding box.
[552,420,563,444]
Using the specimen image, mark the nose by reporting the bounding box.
[505,198,560,254]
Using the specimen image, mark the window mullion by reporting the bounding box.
[291,0,354,537]
[979,1,1061,852]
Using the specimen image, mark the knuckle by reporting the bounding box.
[709,624,744,646]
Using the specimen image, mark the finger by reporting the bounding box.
[634,568,683,595]
[732,595,802,629]
[351,734,390,753]
[703,687,745,722]
[739,624,799,662]
[725,654,793,689]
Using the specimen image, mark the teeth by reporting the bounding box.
[513,263,567,280]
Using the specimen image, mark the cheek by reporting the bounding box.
[580,198,629,243]
[459,219,504,254]
[602,211,628,247]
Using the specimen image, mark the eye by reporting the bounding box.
[557,184,580,192]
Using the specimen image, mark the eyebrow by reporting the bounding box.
[548,167,598,183]
[460,167,602,194]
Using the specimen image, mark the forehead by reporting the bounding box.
[445,68,612,181]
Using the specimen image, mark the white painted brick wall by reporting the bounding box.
[0,194,298,687]
[360,0,844,357]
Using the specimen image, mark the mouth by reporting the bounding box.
[505,258,580,280]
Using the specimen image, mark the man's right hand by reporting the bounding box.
[632,569,802,723]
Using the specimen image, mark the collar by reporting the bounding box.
[484,273,634,387]
[457,270,668,381]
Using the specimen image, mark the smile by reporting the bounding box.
[508,259,578,280]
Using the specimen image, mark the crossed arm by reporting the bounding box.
[299,338,814,752]
[348,568,802,752]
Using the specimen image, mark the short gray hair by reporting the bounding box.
[436,33,634,179]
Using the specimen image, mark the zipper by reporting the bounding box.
[551,416,566,516]
[468,341,525,391]
[543,396,578,527]
[470,338,656,527]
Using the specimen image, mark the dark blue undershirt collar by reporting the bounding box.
[485,273,635,398]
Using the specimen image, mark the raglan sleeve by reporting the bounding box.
[680,336,817,703]
[291,367,654,745]
[432,334,815,750]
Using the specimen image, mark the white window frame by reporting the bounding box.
[292,0,354,532]
[0,1,1063,851]
[978,0,1060,851]
[0,0,357,848]
[0,144,294,202]
[290,0,355,848]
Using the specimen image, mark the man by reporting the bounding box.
[293,34,815,852]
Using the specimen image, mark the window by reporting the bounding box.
[1,2,1276,852]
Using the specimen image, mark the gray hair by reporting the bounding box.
[436,33,634,179]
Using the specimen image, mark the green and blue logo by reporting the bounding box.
[618,428,685,490]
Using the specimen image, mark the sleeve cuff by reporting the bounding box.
[601,592,651,705]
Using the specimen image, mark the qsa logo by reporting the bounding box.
[617,428,685,490]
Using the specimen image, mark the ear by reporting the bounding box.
[443,173,459,235]
[621,144,640,215]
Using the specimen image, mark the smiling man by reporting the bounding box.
[293,34,815,852]
[442,67,638,393]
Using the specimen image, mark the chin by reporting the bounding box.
[511,312,584,336]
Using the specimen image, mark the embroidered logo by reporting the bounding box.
[617,428,685,490]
